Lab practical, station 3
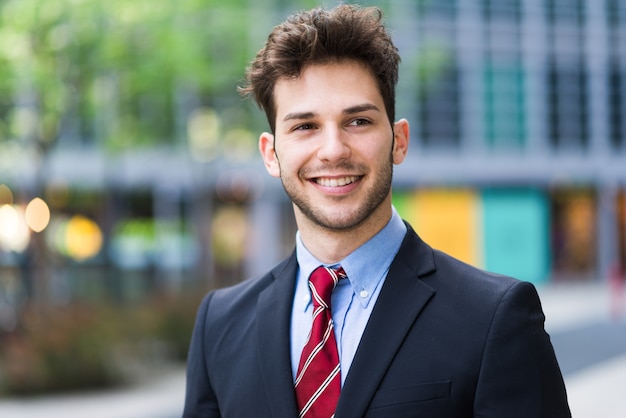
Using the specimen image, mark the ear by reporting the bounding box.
[392,119,410,164]
[259,132,281,178]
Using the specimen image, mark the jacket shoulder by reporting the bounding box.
[400,222,529,306]
[199,252,296,319]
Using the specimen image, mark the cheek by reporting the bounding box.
[273,150,299,179]
[275,145,309,172]
[365,142,394,164]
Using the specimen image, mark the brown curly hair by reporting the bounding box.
[238,4,401,133]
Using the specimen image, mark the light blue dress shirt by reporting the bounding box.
[290,207,407,385]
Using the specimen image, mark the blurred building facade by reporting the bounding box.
[389,0,626,284]
[0,0,625,313]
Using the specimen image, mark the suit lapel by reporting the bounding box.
[335,226,437,418]
[255,253,300,417]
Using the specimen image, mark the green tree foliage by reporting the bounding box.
[0,0,263,151]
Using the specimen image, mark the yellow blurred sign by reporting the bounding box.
[395,188,480,267]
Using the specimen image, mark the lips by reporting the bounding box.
[315,176,360,187]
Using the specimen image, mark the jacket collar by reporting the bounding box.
[255,224,437,418]
[255,253,300,417]
[335,223,437,417]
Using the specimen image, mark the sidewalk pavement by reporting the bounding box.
[0,369,185,418]
[0,281,623,417]
[537,281,626,418]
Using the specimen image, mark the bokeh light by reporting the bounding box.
[64,215,103,261]
[222,128,256,162]
[48,215,103,261]
[0,204,30,252]
[187,107,220,162]
[25,197,51,233]
[216,171,251,203]
[211,207,248,267]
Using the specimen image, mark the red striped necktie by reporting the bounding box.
[295,265,346,418]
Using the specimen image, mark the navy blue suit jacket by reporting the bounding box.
[183,224,570,417]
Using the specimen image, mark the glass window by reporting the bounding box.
[607,0,620,27]
[609,65,626,150]
[415,1,460,150]
[608,0,626,150]
[484,63,526,150]
[418,64,461,149]
[546,0,585,25]
[481,0,521,21]
[417,0,457,17]
[547,62,589,150]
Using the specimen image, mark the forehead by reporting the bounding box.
[273,61,383,119]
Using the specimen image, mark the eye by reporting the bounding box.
[348,118,371,127]
[294,123,316,131]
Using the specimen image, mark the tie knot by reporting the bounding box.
[309,266,346,309]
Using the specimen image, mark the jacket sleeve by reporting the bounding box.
[474,280,571,418]
[182,293,221,418]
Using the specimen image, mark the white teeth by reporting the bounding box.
[316,176,358,187]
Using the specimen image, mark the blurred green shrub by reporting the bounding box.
[0,291,203,396]
[0,304,123,395]
[147,294,201,362]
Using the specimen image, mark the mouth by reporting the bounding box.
[314,175,360,187]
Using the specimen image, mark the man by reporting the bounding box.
[183,4,570,417]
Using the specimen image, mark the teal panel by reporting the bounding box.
[482,189,551,284]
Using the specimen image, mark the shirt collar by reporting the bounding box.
[296,207,407,308]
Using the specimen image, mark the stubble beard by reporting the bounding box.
[279,153,394,232]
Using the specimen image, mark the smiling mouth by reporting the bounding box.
[315,176,360,187]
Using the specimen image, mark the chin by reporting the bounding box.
[312,210,370,232]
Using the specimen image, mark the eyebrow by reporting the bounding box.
[343,103,381,115]
[282,103,381,122]
[282,111,315,122]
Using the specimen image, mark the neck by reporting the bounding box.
[295,198,393,264]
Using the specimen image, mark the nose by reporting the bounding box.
[316,128,351,162]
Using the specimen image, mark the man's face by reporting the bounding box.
[259,60,409,233]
